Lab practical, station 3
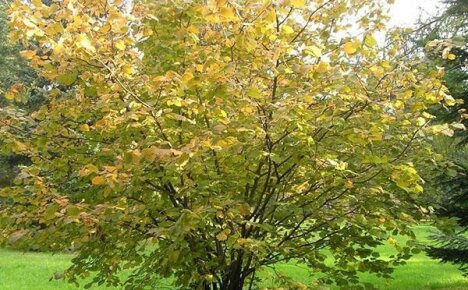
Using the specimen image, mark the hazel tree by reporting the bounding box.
[0,0,462,289]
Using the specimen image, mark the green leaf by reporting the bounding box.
[67,206,81,218]
[44,204,59,221]
[247,87,262,99]
[84,85,98,97]
[56,71,78,86]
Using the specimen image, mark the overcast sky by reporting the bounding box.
[390,0,443,27]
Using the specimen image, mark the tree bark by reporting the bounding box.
[226,254,244,290]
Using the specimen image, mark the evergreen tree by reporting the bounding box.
[414,0,468,275]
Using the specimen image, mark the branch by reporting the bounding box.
[290,0,334,43]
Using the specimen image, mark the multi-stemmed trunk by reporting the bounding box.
[201,256,250,290]
[224,256,245,290]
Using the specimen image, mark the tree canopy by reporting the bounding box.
[0,0,463,289]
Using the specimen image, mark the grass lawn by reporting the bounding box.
[0,225,467,289]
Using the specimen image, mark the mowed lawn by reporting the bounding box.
[1,225,467,290]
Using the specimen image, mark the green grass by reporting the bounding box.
[265,225,468,289]
[0,249,74,290]
[0,225,467,289]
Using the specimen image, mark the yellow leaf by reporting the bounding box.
[401,90,413,99]
[427,124,454,137]
[182,72,194,84]
[238,204,251,216]
[216,232,228,241]
[79,164,98,177]
[282,25,295,35]
[23,18,36,28]
[381,60,392,69]
[79,124,90,132]
[91,176,106,185]
[265,9,276,23]
[143,27,154,36]
[13,140,28,152]
[447,53,456,60]
[344,42,358,55]
[5,91,15,100]
[132,149,142,163]
[422,112,435,119]
[336,162,348,171]
[364,35,377,47]
[5,87,18,100]
[167,98,183,107]
[220,7,236,20]
[451,123,466,130]
[416,117,426,126]
[76,34,95,52]
[370,65,385,77]
[247,87,262,99]
[443,94,456,106]
[305,45,322,57]
[47,22,64,35]
[290,0,306,8]
[5,83,25,101]
[53,40,65,56]
[122,65,135,75]
[304,95,314,103]
[115,40,125,50]
[315,61,330,73]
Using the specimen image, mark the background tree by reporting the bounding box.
[0,2,46,187]
[426,138,467,275]
[0,0,462,289]
[410,0,468,275]
[411,0,467,138]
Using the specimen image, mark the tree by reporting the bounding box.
[410,0,468,275]
[0,2,36,98]
[0,1,46,187]
[426,138,467,275]
[0,0,462,289]
[410,0,467,141]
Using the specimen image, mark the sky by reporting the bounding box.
[390,0,443,27]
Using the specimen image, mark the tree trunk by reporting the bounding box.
[225,254,244,290]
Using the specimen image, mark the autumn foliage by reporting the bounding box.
[0,0,463,289]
